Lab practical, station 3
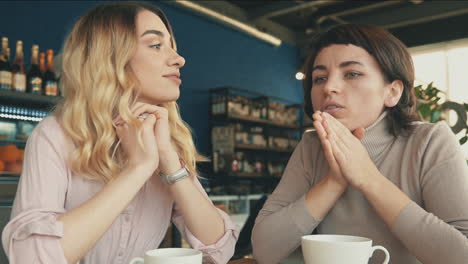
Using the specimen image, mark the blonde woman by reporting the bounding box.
[2,2,238,264]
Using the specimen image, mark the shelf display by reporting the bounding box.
[0,36,60,96]
[0,88,57,186]
[209,87,303,194]
[210,194,263,229]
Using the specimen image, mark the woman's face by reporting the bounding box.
[130,10,185,105]
[311,44,401,131]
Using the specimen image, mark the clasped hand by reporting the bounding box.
[312,111,379,191]
[113,102,176,173]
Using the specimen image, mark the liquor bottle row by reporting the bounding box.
[0,37,59,96]
[213,150,287,177]
[211,94,299,126]
[232,123,298,150]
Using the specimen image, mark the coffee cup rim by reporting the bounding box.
[302,234,372,243]
[145,248,201,257]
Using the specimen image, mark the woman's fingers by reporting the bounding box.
[322,113,352,150]
[140,113,158,142]
[113,103,168,125]
[321,115,349,164]
[322,115,343,149]
[312,111,323,122]
[314,120,338,168]
[114,123,126,138]
[313,120,327,145]
[113,116,124,126]
[132,103,168,121]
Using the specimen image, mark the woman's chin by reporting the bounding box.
[138,94,179,105]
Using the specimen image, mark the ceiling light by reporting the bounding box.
[174,0,282,46]
[295,72,305,80]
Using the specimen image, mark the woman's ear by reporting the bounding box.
[384,80,404,107]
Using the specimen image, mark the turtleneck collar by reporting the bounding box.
[361,111,395,163]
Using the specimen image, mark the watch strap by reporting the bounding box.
[159,167,189,184]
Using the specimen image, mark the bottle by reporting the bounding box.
[39,52,46,75]
[27,45,43,94]
[11,40,26,92]
[44,49,58,96]
[0,37,12,90]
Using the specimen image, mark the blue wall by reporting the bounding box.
[0,1,302,155]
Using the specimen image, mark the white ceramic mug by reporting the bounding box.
[129,248,202,264]
[301,234,390,264]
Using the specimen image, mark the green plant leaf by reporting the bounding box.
[415,87,421,98]
[414,83,467,146]
[419,104,431,119]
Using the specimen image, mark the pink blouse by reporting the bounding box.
[2,116,238,264]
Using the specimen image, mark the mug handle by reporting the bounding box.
[370,245,390,264]
[129,257,144,264]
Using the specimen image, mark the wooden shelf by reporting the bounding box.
[229,113,299,129]
[0,199,14,208]
[0,89,62,110]
[268,147,295,153]
[223,173,280,180]
[227,175,280,182]
[235,144,267,150]
[234,144,294,153]
[232,172,263,177]
[210,87,300,193]
[0,138,27,145]
[0,175,20,184]
[212,113,300,129]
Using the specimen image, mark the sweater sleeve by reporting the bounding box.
[252,133,321,264]
[391,122,468,264]
[1,118,70,264]
[171,176,239,264]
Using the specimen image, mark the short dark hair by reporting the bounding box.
[302,24,420,136]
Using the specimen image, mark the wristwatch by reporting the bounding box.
[159,167,189,184]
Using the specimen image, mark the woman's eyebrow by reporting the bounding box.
[312,60,365,73]
[339,60,364,68]
[141,29,164,38]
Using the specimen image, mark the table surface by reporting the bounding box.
[227,248,304,264]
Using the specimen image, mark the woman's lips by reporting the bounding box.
[164,75,181,84]
[323,106,344,116]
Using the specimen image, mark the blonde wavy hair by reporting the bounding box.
[54,2,206,182]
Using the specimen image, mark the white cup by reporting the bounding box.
[301,234,390,264]
[129,248,202,264]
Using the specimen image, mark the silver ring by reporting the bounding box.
[138,113,150,120]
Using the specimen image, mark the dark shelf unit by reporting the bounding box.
[209,87,303,195]
[0,175,20,184]
[234,144,294,153]
[0,138,27,144]
[0,89,62,110]
[212,113,300,129]
[0,90,62,209]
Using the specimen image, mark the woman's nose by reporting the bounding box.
[170,52,185,68]
[322,75,341,95]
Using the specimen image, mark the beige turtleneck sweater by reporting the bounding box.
[252,112,468,264]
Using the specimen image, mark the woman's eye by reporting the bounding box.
[150,44,161,49]
[313,76,327,84]
[345,72,361,79]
